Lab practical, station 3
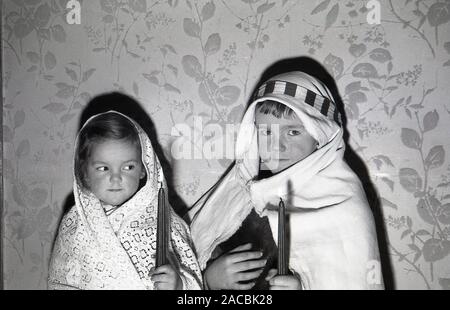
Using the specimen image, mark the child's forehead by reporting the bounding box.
[90,138,142,156]
[254,108,304,126]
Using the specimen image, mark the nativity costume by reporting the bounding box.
[188,72,384,290]
[49,111,202,290]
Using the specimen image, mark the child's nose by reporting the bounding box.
[110,172,122,183]
[272,135,287,152]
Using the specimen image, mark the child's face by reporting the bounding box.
[255,109,317,174]
[85,139,145,207]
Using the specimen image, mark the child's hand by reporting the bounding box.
[204,243,266,290]
[150,264,182,290]
[265,269,302,290]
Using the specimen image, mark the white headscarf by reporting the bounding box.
[189,72,384,289]
[49,111,202,290]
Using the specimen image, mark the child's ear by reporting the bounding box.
[140,168,146,179]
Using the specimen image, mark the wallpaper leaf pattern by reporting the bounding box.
[2,0,450,289]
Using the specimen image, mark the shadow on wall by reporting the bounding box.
[251,56,395,290]
[58,92,189,227]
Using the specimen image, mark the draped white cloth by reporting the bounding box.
[49,111,202,290]
[189,72,384,289]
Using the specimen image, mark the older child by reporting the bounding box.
[188,71,384,290]
[49,111,202,290]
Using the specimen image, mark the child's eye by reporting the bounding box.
[288,129,302,136]
[260,129,272,136]
[96,166,108,172]
[123,165,135,171]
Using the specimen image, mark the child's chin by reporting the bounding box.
[265,160,291,172]
[103,198,128,207]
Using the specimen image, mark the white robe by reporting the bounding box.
[188,72,384,289]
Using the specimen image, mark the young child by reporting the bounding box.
[49,111,202,290]
[188,71,384,290]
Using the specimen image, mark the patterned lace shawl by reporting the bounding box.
[48,111,202,290]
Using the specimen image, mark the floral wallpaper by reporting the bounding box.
[2,0,450,289]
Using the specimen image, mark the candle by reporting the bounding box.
[278,197,288,275]
[156,169,169,267]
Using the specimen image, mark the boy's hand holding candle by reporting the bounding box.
[264,197,302,290]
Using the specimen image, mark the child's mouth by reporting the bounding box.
[108,189,123,192]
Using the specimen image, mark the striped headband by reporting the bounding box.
[253,80,341,125]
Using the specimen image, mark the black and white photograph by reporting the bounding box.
[1,0,450,292]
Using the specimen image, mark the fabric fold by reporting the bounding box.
[189,71,384,289]
[49,111,202,290]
